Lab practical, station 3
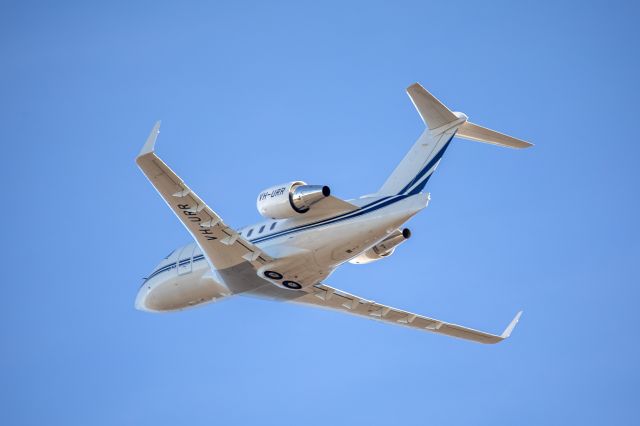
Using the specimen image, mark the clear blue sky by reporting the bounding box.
[1,1,639,425]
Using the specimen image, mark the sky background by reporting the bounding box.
[1,1,639,425]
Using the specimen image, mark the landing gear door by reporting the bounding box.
[177,244,195,275]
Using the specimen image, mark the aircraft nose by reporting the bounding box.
[135,283,150,311]
[134,278,186,312]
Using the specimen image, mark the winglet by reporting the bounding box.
[501,310,523,339]
[139,121,161,157]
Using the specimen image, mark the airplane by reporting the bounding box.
[135,83,531,344]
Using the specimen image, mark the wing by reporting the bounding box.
[136,122,273,270]
[292,284,522,344]
[297,196,359,220]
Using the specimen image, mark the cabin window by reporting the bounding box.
[270,222,277,230]
[247,228,253,237]
[259,225,265,233]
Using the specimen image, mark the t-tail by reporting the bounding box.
[378,83,532,196]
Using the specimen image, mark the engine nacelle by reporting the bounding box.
[257,181,331,219]
[349,228,411,265]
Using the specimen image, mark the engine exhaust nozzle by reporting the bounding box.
[290,184,330,213]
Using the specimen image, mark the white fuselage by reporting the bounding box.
[136,192,428,312]
[133,83,530,343]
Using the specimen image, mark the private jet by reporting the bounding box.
[135,83,531,344]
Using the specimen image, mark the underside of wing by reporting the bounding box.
[291,284,522,344]
[136,122,273,271]
[298,195,359,220]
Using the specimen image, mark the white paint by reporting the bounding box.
[134,83,530,344]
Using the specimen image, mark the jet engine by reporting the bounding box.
[257,181,331,219]
[349,228,411,264]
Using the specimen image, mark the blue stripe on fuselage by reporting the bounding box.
[404,138,453,196]
[397,132,455,195]
[248,195,392,243]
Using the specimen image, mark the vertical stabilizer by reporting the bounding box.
[378,84,463,196]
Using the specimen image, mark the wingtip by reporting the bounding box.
[514,141,534,149]
[406,82,424,93]
[501,310,523,339]
[138,121,161,157]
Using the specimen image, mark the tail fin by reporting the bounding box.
[377,83,531,196]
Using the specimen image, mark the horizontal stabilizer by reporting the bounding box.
[406,83,458,130]
[457,121,533,149]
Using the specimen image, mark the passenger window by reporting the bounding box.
[247,228,253,237]
[270,222,277,230]
[259,225,265,233]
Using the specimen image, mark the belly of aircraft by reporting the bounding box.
[306,195,425,267]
